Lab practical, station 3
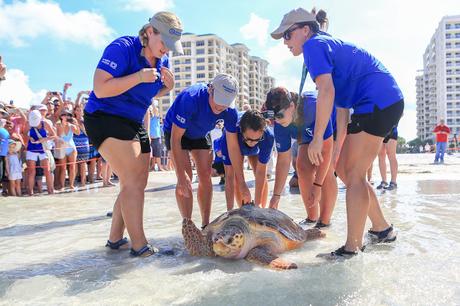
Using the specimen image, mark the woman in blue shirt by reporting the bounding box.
[163,73,239,229]
[264,88,336,229]
[219,110,274,210]
[84,12,183,257]
[272,8,403,258]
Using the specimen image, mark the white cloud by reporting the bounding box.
[265,41,316,92]
[123,0,174,12]
[240,13,270,47]
[398,108,417,141]
[0,0,114,48]
[0,69,46,108]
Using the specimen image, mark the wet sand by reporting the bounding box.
[0,153,459,305]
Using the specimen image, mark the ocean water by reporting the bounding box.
[0,153,459,305]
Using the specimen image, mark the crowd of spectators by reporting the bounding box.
[0,86,177,197]
[0,88,115,196]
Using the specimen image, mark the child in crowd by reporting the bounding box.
[6,140,22,196]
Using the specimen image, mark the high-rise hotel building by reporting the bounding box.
[416,15,460,141]
[157,33,275,116]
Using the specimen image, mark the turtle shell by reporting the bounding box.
[206,204,306,242]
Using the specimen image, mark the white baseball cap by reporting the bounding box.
[149,14,183,54]
[211,73,238,108]
[28,110,42,127]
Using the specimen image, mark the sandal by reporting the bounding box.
[105,237,129,250]
[317,245,364,260]
[299,218,317,226]
[367,224,397,243]
[105,237,128,250]
[314,221,330,229]
[130,244,159,257]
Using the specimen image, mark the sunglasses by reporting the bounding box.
[276,108,290,120]
[283,25,303,40]
[243,134,265,143]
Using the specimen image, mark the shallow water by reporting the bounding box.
[0,154,459,305]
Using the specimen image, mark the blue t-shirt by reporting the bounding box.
[213,138,223,164]
[274,92,333,152]
[149,114,162,139]
[220,127,274,166]
[0,127,9,157]
[163,83,238,138]
[85,36,169,123]
[302,33,403,114]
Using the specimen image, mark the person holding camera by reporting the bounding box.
[25,110,57,195]
[264,88,336,229]
[163,73,238,229]
[84,11,183,257]
[55,110,79,190]
[219,110,274,210]
[271,7,403,258]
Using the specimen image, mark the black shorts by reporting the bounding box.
[383,129,398,143]
[212,161,225,175]
[347,100,404,138]
[84,111,150,154]
[164,131,212,151]
[150,137,162,157]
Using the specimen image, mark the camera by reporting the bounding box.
[262,110,274,120]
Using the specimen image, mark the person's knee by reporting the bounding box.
[197,166,212,180]
[346,171,367,186]
[121,180,145,195]
[297,159,310,174]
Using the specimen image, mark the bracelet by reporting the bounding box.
[273,193,281,197]
[137,71,143,83]
[313,182,322,187]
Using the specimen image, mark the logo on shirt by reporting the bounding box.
[305,128,313,137]
[276,142,281,149]
[101,58,118,70]
[176,114,186,124]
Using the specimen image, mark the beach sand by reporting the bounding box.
[0,153,459,305]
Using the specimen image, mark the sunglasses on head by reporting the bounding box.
[283,25,303,40]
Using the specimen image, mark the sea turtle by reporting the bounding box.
[182,204,325,270]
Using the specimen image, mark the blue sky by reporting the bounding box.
[1,0,459,140]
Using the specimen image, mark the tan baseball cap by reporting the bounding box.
[271,8,316,40]
[149,15,183,55]
[211,73,238,108]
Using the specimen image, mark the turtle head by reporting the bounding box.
[212,226,246,258]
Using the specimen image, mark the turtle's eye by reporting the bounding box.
[226,237,233,244]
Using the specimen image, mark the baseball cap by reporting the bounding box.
[28,110,42,127]
[211,73,238,108]
[149,13,183,54]
[271,8,317,40]
[37,104,47,111]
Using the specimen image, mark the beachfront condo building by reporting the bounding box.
[157,33,275,117]
[416,15,460,141]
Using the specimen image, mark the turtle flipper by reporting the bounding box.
[245,247,297,270]
[304,228,326,241]
[182,218,214,256]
